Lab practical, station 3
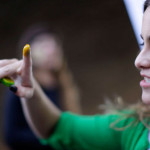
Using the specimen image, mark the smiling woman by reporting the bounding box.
[135,3,150,105]
[1,0,150,150]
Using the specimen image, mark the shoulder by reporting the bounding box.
[58,110,137,130]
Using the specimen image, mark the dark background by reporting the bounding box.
[0,0,141,149]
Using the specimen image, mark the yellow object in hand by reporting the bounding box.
[23,44,30,56]
[0,77,14,87]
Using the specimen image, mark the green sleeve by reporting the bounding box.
[39,112,126,150]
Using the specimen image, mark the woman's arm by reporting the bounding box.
[21,78,61,138]
[0,46,61,139]
[0,45,125,150]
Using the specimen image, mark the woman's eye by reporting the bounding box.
[139,42,144,46]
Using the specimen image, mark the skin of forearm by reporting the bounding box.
[20,79,61,139]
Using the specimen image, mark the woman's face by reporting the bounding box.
[135,6,150,104]
[31,34,63,71]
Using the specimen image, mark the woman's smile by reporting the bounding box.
[140,78,150,88]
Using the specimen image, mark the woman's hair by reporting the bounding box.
[100,98,150,130]
[144,0,150,12]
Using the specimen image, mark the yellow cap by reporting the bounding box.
[23,44,30,56]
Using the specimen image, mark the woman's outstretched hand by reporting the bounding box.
[0,44,61,138]
[0,44,34,99]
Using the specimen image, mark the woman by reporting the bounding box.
[3,24,81,150]
[1,0,150,149]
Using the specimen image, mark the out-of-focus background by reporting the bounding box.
[0,0,141,149]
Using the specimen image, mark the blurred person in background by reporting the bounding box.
[3,23,82,150]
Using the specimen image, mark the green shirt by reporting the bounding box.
[40,112,149,150]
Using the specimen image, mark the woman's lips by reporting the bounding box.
[140,77,150,88]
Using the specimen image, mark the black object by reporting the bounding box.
[9,85,18,93]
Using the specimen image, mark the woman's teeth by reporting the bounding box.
[144,77,150,83]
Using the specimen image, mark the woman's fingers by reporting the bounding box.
[16,85,34,99]
[21,44,32,87]
[10,84,34,99]
[0,44,33,98]
[0,60,22,79]
[0,59,18,67]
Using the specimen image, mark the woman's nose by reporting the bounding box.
[135,49,150,69]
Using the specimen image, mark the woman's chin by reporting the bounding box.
[142,90,150,104]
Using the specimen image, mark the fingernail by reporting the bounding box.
[9,85,18,93]
[23,44,30,56]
